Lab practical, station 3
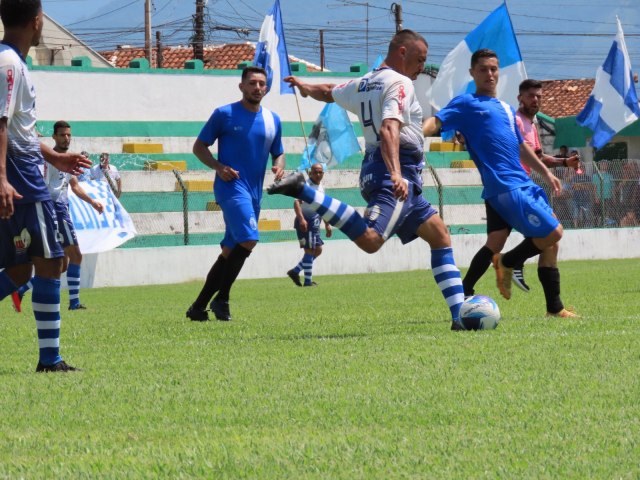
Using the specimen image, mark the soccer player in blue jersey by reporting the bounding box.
[268,30,466,330]
[0,0,91,372]
[287,162,332,287]
[186,66,285,321]
[423,49,577,318]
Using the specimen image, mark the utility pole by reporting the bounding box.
[193,0,205,61]
[156,31,163,68]
[319,29,325,71]
[145,0,152,64]
[391,3,403,32]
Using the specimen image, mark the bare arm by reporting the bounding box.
[0,118,22,218]
[284,76,335,103]
[271,153,285,181]
[520,142,562,196]
[193,138,239,182]
[541,152,579,169]
[422,116,442,137]
[70,176,104,213]
[379,118,407,201]
[40,142,91,175]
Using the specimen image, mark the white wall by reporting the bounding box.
[76,228,640,288]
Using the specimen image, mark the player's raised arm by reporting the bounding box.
[40,142,91,176]
[284,76,335,103]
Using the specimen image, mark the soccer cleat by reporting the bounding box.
[36,360,81,373]
[68,303,87,310]
[210,298,232,321]
[492,253,513,300]
[266,172,305,197]
[287,269,302,287]
[511,267,531,293]
[303,281,318,287]
[186,305,209,321]
[451,320,465,331]
[11,291,22,313]
[546,308,580,318]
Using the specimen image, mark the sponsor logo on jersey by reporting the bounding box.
[13,228,31,255]
[397,85,406,113]
[357,78,384,93]
[527,213,541,227]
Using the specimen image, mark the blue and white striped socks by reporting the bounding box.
[298,184,367,241]
[32,276,63,366]
[67,263,81,308]
[301,253,315,285]
[431,247,465,321]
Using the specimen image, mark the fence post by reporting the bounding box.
[172,169,189,245]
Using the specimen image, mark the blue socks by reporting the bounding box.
[431,247,465,321]
[298,184,367,241]
[67,263,81,308]
[301,253,315,285]
[32,276,63,366]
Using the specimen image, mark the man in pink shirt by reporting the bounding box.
[463,80,579,318]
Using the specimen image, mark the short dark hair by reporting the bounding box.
[242,66,267,81]
[519,79,543,93]
[388,29,428,55]
[53,120,71,135]
[471,48,498,68]
[0,0,41,29]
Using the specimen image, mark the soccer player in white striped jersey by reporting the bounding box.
[269,30,465,330]
[0,0,91,372]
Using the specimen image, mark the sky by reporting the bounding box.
[40,0,640,82]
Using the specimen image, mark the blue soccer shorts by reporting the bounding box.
[295,214,324,249]
[0,200,64,268]
[54,201,79,248]
[487,184,559,238]
[217,193,261,248]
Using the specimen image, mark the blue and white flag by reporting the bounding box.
[576,18,640,149]
[299,103,361,171]
[69,180,136,254]
[253,0,294,95]
[428,3,526,110]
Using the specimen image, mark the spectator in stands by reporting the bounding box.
[613,161,640,223]
[91,152,121,198]
[557,145,569,160]
[286,163,332,287]
[592,160,615,225]
[423,50,577,318]
[570,163,596,228]
[270,30,466,331]
[185,66,285,322]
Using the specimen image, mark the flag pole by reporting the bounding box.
[293,91,310,171]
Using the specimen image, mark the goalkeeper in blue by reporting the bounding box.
[269,30,465,330]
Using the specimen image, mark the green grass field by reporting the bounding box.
[1,259,639,478]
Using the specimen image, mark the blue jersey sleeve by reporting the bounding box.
[435,95,466,132]
[198,108,225,146]
[270,114,284,159]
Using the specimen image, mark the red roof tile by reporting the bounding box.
[540,79,595,119]
[100,42,322,72]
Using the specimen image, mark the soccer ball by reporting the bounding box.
[459,295,500,330]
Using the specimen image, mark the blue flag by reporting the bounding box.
[253,0,294,95]
[429,3,526,110]
[577,18,640,149]
[299,103,361,171]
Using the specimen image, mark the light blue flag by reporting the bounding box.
[253,0,294,95]
[577,18,640,149]
[299,103,361,171]
[428,2,526,110]
[371,54,384,70]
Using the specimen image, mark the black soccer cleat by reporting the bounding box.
[303,281,318,287]
[210,298,232,321]
[451,320,466,331]
[511,268,531,293]
[186,305,209,321]
[36,360,81,373]
[266,172,305,197]
[287,269,302,287]
[68,303,87,310]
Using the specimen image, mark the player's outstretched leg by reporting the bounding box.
[268,172,367,242]
[32,276,79,373]
[462,245,494,297]
[431,247,465,330]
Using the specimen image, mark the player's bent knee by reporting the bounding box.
[355,229,384,254]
